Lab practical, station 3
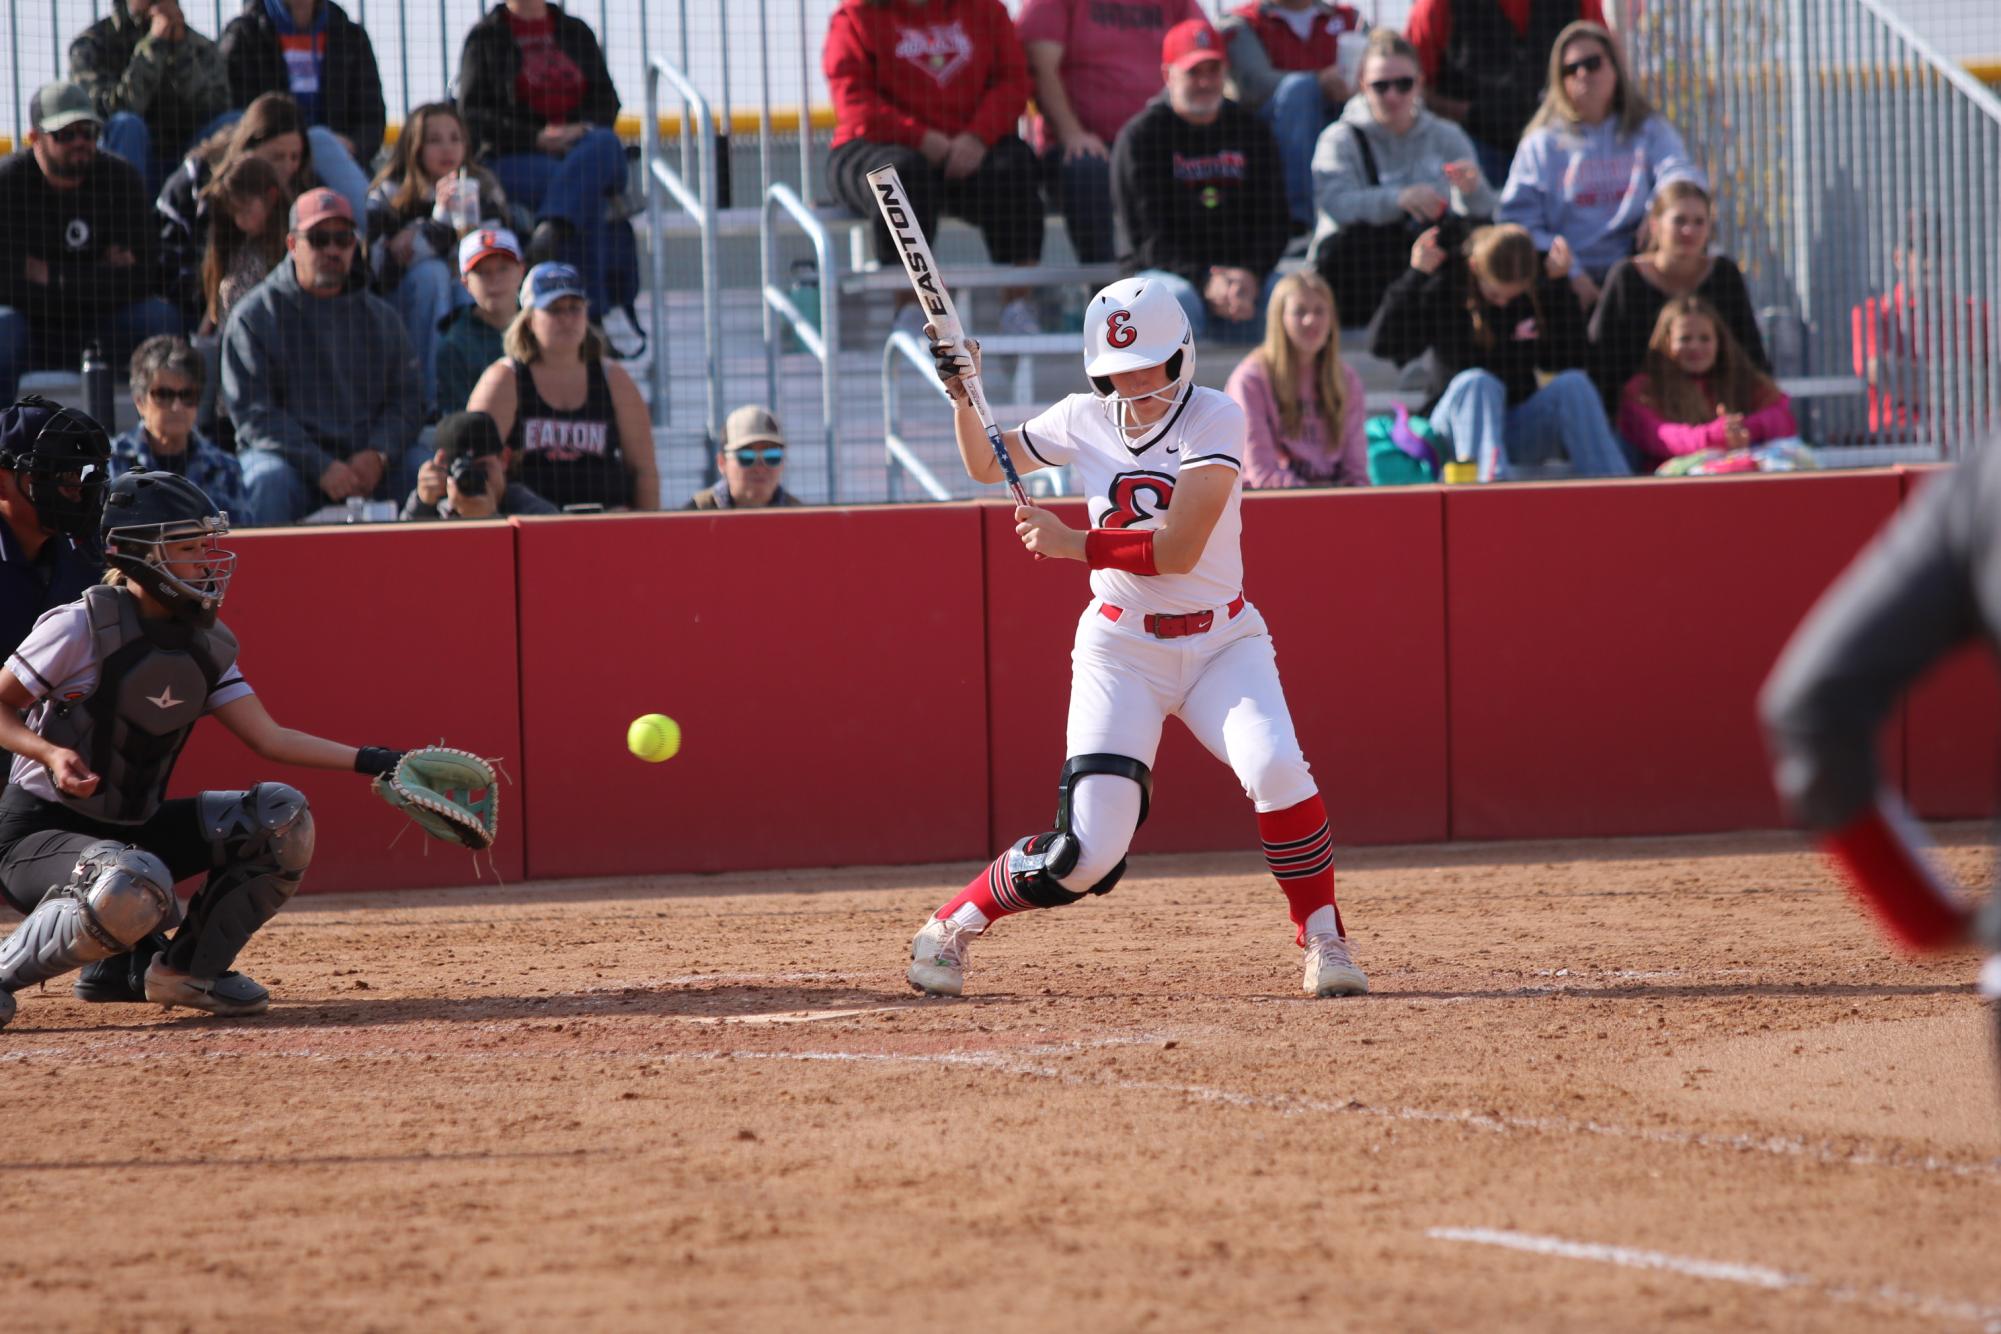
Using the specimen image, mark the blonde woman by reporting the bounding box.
[1227,271,1369,487]
[466,263,659,511]
[1498,21,1705,304]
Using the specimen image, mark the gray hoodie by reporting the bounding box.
[1307,94,1496,261]
[221,254,423,486]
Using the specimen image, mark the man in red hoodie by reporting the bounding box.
[824,0,1045,334]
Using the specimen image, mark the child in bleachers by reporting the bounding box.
[198,154,290,334]
[366,102,510,412]
[1588,179,1767,411]
[1228,271,1369,486]
[1616,296,1804,474]
[160,92,318,324]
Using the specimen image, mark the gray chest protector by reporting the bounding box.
[41,585,239,825]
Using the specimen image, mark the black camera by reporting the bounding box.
[448,451,490,498]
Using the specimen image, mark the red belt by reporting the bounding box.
[1099,594,1245,639]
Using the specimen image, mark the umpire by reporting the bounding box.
[1760,444,2000,997]
[0,397,111,655]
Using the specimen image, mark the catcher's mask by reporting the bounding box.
[101,471,235,626]
[0,394,113,538]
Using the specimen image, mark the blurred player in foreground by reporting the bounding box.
[906,277,1368,999]
[1760,449,2001,1009]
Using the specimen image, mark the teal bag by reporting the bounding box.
[1365,406,1443,485]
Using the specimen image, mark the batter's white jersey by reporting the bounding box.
[1018,386,1246,614]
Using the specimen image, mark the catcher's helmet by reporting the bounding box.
[1082,277,1196,433]
[0,395,113,538]
[101,471,235,625]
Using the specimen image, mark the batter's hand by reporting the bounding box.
[927,324,981,405]
[47,748,99,798]
[1015,505,1083,561]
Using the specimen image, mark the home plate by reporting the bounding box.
[684,1006,912,1026]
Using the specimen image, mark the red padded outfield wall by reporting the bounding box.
[513,506,991,878]
[169,523,525,892]
[137,469,1956,892]
[1442,470,1906,839]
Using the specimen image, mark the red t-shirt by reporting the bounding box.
[1015,0,1202,149]
[824,0,1031,149]
[508,11,587,125]
[1405,0,1606,83]
[1228,2,1364,74]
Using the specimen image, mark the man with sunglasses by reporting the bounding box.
[0,82,181,406]
[221,187,424,524]
[107,335,248,524]
[685,406,804,511]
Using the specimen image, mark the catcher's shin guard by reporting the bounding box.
[164,783,314,978]
[0,842,175,995]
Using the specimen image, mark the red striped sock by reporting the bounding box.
[933,851,1034,924]
[1259,795,1342,946]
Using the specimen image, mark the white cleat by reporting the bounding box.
[908,916,977,997]
[1304,932,1369,997]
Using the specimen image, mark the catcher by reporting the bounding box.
[0,471,495,1028]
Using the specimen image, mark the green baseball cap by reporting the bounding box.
[30,82,101,134]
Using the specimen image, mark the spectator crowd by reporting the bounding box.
[2,0,1819,525]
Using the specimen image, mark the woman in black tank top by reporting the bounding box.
[466,262,661,511]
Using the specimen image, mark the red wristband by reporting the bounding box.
[1085,528,1158,575]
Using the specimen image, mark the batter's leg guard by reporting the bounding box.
[160,784,314,982]
[0,842,176,1021]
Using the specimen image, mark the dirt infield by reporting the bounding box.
[3,828,1997,1332]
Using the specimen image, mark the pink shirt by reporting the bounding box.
[1616,373,1797,461]
[1227,353,1370,487]
[1016,0,1202,148]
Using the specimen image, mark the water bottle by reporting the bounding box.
[80,340,114,435]
[784,259,821,353]
[446,166,480,235]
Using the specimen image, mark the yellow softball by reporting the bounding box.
[627,713,681,763]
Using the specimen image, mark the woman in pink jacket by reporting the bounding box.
[1227,270,1370,486]
[1617,296,1795,467]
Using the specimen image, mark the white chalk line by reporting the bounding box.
[693,1044,2001,1186]
[6,1019,1998,1188]
[1429,1227,2001,1331]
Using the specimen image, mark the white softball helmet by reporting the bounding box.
[1083,277,1196,433]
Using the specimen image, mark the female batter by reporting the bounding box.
[907,277,1368,999]
[0,472,409,1028]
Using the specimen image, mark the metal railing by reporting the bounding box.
[642,56,723,446]
[1629,0,2001,456]
[761,183,843,502]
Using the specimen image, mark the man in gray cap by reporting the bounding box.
[685,405,806,510]
[0,82,180,404]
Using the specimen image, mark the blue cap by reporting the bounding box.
[520,262,587,310]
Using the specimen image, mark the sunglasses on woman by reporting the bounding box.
[146,386,201,407]
[729,446,785,467]
[1561,53,1606,79]
[1368,76,1417,96]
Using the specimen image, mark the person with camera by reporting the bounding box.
[402,409,556,520]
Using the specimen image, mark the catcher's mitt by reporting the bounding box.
[373,746,499,850]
